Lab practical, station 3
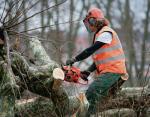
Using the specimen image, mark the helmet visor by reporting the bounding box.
[83,18,92,33]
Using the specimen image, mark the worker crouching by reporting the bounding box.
[66,7,128,117]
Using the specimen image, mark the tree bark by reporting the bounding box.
[0,30,18,117]
[0,63,16,117]
[11,37,82,116]
[15,96,81,117]
[123,0,137,86]
[139,0,150,81]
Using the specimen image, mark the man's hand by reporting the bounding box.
[80,71,90,81]
[66,58,76,65]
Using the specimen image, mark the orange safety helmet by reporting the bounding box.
[87,8,104,19]
[83,8,109,32]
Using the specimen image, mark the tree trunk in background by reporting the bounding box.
[46,0,51,27]
[67,0,74,58]
[55,0,62,64]
[95,0,114,24]
[139,0,150,84]
[72,0,86,49]
[67,0,91,58]
[105,0,114,27]
[22,0,28,33]
[123,0,137,86]
[41,0,45,38]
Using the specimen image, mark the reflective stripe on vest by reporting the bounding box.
[95,43,122,55]
[95,54,125,64]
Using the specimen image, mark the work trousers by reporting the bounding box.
[85,73,125,116]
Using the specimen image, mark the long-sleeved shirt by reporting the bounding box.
[75,41,105,61]
[75,32,112,72]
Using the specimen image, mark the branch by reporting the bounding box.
[0,0,6,23]
[2,0,22,23]
[4,0,41,26]
[6,0,68,29]
[18,19,81,33]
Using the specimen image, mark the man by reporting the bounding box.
[66,7,128,116]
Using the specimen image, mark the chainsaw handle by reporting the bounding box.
[66,58,76,66]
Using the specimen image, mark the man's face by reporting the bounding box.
[89,25,97,32]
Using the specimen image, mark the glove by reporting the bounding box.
[66,58,76,65]
[80,71,90,81]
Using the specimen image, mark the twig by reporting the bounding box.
[5,0,41,26]
[7,29,37,38]
[0,0,6,23]
[3,0,22,23]
[15,0,26,14]
[19,19,81,33]
[6,0,68,29]
[7,30,59,52]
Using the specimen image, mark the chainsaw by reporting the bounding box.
[52,65,88,85]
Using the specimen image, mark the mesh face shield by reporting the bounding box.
[83,18,93,33]
[83,17,97,33]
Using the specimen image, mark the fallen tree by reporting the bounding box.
[0,31,84,117]
[11,36,85,116]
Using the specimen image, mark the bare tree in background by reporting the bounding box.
[67,0,74,58]
[139,0,150,84]
[122,0,137,86]
[22,0,28,32]
[40,0,46,38]
[95,0,114,26]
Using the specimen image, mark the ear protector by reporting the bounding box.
[88,17,105,28]
[88,17,97,26]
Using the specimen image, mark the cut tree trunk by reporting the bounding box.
[11,37,82,116]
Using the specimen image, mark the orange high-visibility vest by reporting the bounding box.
[92,26,127,75]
